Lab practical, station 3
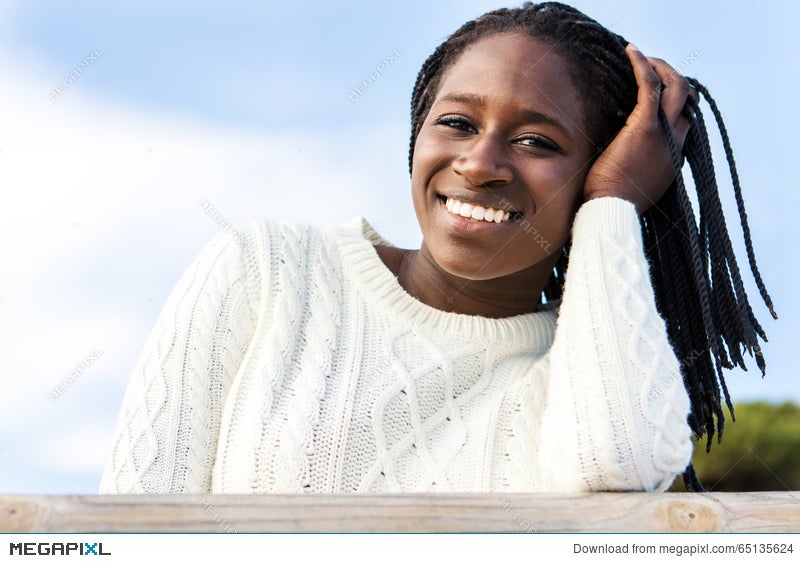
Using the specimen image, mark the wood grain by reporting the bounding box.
[1,492,798,533]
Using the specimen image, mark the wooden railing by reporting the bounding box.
[1,492,798,533]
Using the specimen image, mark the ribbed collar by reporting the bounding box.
[329,217,558,352]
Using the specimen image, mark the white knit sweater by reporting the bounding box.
[99,197,692,494]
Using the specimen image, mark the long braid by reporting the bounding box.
[407,1,776,491]
[693,82,777,323]
[693,133,744,369]
[689,93,767,351]
[656,106,730,453]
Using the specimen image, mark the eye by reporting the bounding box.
[434,115,476,133]
[514,134,560,152]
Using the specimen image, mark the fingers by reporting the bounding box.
[651,56,697,148]
[625,43,662,121]
[648,57,692,121]
[625,44,697,148]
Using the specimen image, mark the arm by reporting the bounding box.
[533,44,696,491]
[99,226,259,493]
[538,197,692,491]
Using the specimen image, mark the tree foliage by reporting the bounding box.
[672,401,800,492]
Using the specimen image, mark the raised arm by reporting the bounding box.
[538,196,692,491]
[99,227,259,493]
[536,44,699,491]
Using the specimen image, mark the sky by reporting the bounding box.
[0,0,798,494]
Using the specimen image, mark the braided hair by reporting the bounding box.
[408,1,777,491]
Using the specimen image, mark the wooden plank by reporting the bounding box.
[1,492,798,533]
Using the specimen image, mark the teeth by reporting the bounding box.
[444,197,513,223]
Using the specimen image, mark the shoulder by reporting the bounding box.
[232,218,329,263]
[322,217,393,246]
[222,216,387,286]
[229,216,380,287]
[236,216,381,247]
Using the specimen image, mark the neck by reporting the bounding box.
[377,244,558,318]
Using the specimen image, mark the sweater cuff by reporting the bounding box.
[572,197,640,241]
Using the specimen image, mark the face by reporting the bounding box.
[411,32,596,281]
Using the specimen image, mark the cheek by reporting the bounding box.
[411,131,455,223]
[411,130,449,184]
[524,161,588,208]
[525,164,589,246]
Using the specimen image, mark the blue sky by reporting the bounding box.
[0,0,797,494]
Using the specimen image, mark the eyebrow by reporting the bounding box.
[436,92,574,141]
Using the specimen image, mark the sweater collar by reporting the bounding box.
[329,217,558,351]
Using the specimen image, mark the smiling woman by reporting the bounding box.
[99,1,774,494]
[396,33,596,314]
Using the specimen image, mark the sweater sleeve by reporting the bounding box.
[99,225,260,493]
[538,197,693,492]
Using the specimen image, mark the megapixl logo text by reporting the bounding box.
[9,542,111,556]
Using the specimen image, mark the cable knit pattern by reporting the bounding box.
[99,230,254,493]
[99,197,692,494]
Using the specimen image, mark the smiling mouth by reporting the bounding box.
[438,195,521,223]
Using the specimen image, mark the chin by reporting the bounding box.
[433,250,515,281]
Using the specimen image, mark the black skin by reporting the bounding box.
[378,33,695,318]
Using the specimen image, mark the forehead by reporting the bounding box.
[434,32,587,130]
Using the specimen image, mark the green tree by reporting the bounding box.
[672,401,800,491]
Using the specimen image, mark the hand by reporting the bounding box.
[583,44,697,214]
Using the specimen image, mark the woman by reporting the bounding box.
[100,2,773,494]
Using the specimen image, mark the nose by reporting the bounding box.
[452,133,513,187]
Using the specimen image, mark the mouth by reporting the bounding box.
[437,195,522,224]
